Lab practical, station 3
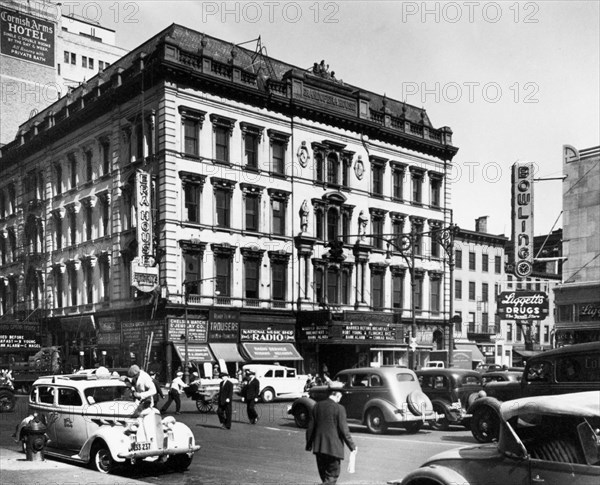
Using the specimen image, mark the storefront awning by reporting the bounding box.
[173,343,215,363]
[241,342,303,361]
[455,342,485,362]
[513,349,541,358]
[209,343,246,363]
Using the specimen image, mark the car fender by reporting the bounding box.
[467,395,503,415]
[13,415,35,442]
[169,421,196,448]
[397,463,469,485]
[78,425,129,463]
[362,398,403,423]
[289,396,316,416]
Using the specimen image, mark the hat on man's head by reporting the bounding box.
[246,370,256,376]
[127,364,141,378]
[219,372,229,378]
[192,372,199,377]
[149,370,157,377]
[327,381,345,394]
[176,371,184,377]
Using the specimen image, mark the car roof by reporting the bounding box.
[416,368,482,378]
[33,374,127,388]
[528,341,600,361]
[500,391,600,420]
[336,367,416,377]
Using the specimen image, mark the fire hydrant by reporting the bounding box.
[23,413,47,461]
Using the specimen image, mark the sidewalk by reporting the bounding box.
[0,446,148,485]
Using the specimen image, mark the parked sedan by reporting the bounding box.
[288,366,439,434]
[13,373,201,474]
[416,369,483,431]
[390,391,600,485]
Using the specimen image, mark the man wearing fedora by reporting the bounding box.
[217,372,234,429]
[241,370,260,424]
[306,382,356,484]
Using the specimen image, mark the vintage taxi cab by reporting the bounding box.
[391,391,600,485]
[13,373,201,474]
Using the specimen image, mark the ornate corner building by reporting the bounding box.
[0,24,458,378]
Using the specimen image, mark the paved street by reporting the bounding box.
[1,394,478,485]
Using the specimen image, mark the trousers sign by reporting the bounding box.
[497,291,549,321]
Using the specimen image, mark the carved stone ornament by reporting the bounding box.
[354,156,365,180]
[297,142,309,168]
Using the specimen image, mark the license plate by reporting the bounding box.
[130,441,151,452]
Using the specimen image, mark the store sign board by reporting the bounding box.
[208,310,239,342]
[0,334,40,350]
[300,325,330,341]
[579,303,600,321]
[131,257,159,293]
[240,328,295,342]
[121,321,164,343]
[136,170,153,266]
[497,291,549,321]
[341,324,396,341]
[0,9,55,67]
[168,318,208,343]
[511,161,535,277]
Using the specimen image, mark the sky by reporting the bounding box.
[61,0,600,237]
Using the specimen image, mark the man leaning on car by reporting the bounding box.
[127,364,156,416]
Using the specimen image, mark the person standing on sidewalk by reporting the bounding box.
[160,371,185,415]
[241,370,260,424]
[305,382,356,484]
[217,372,233,429]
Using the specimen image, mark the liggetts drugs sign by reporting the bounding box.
[497,291,549,321]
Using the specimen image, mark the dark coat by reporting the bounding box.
[152,378,164,399]
[244,377,260,400]
[306,398,355,460]
[218,379,233,406]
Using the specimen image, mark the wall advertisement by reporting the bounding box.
[0,8,55,67]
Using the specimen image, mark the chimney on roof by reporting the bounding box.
[475,216,488,233]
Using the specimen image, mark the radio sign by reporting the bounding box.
[497,291,549,321]
[511,162,535,278]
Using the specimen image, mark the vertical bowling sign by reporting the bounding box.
[136,170,153,266]
[511,162,534,277]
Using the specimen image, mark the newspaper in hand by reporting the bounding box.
[347,448,357,473]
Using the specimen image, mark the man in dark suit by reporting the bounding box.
[217,372,233,429]
[241,370,260,424]
[306,382,356,484]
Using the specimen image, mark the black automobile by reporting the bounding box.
[416,368,483,431]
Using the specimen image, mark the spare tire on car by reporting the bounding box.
[407,390,432,416]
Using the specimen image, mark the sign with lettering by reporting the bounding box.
[131,257,159,293]
[240,328,295,342]
[511,162,535,277]
[97,333,121,345]
[0,9,55,67]
[497,291,549,321]
[208,310,239,342]
[0,334,40,350]
[121,321,165,344]
[579,303,600,321]
[299,325,330,341]
[341,324,397,341]
[136,170,153,266]
[168,318,208,343]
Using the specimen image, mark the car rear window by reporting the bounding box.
[396,373,415,382]
[461,375,482,385]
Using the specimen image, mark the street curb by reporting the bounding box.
[0,446,148,484]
